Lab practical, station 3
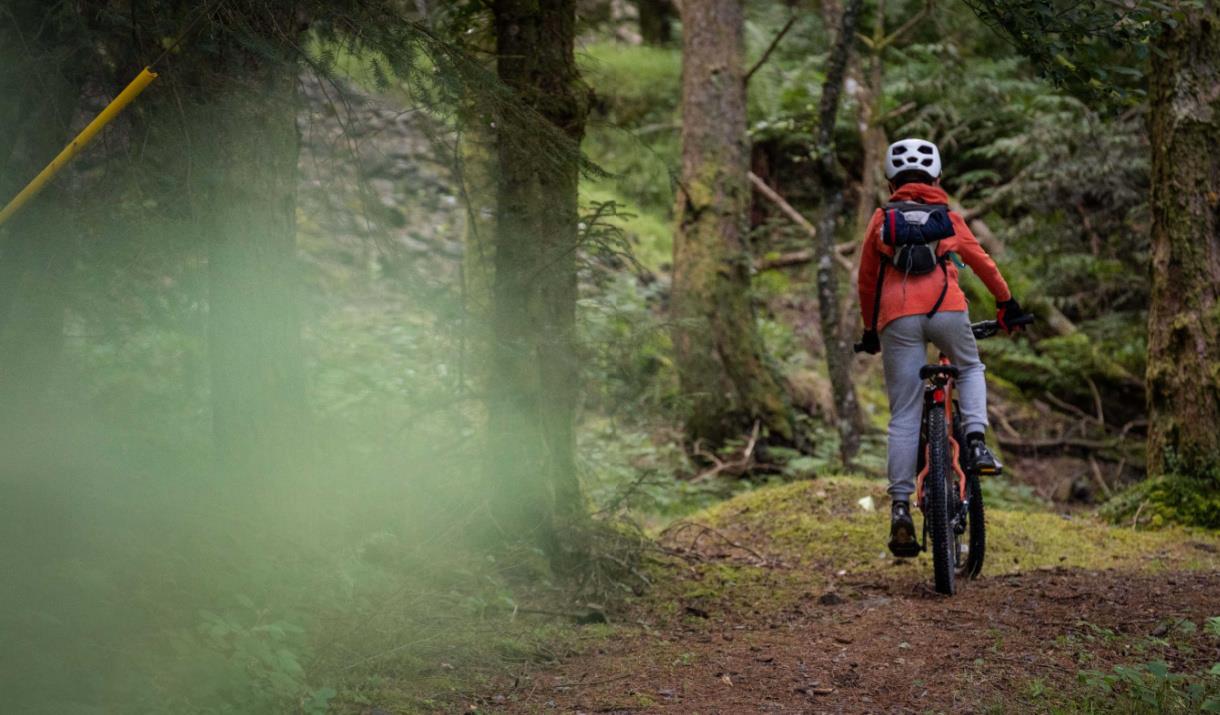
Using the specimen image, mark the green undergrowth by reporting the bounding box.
[1000,619,1220,714]
[1102,473,1220,530]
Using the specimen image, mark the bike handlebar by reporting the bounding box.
[971,313,1035,340]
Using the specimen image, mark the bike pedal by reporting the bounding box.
[888,541,917,558]
[888,541,922,558]
[977,466,1001,476]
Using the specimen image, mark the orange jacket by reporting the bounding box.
[857,184,1011,332]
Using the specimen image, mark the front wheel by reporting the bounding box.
[925,406,955,595]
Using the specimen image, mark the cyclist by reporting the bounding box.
[856,138,1025,556]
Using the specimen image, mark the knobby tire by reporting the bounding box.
[964,472,986,579]
[926,406,955,595]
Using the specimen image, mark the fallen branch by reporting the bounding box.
[748,172,852,271]
[989,408,1023,440]
[690,421,760,481]
[1132,499,1149,530]
[659,520,768,565]
[1042,391,1105,430]
[756,242,856,271]
[1089,456,1113,498]
[758,248,814,270]
[997,435,1122,456]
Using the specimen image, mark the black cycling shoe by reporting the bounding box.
[888,500,920,558]
[966,435,1002,475]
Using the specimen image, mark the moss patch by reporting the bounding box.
[1102,473,1220,529]
[688,476,1220,581]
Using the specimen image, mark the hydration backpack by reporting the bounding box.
[881,202,954,275]
[867,201,957,329]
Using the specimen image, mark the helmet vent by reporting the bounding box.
[884,138,941,180]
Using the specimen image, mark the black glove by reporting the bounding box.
[855,329,881,354]
[996,297,1024,334]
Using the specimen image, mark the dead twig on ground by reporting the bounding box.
[1089,456,1113,498]
[1132,499,1148,530]
[690,421,761,481]
[659,520,768,565]
[1086,377,1105,427]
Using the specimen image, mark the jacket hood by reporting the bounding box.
[890,183,949,205]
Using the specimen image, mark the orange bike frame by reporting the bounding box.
[915,356,970,508]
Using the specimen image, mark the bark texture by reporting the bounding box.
[1146,5,1220,478]
[672,0,796,449]
[199,49,309,481]
[0,4,87,425]
[813,0,865,465]
[489,0,589,550]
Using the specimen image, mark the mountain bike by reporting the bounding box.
[859,315,1034,595]
[921,316,1035,594]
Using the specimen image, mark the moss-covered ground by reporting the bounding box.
[468,475,1220,713]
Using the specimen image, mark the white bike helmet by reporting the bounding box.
[885,138,941,180]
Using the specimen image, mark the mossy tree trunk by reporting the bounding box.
[1146,5,1220,480]
[813,0,865,466]
[197,46,309,483]
[488,0,589,554]
[672,0,797,451]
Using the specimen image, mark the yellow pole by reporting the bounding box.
[0,67,159,229]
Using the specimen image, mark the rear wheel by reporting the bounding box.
[962,472,986,579]
[925,406,955,595]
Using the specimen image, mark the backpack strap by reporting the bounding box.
[871,261,886,330]
[883,202,949,212]
[925,258,950,318]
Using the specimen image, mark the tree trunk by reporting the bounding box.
[199,59,309,483]
[672,0,797,451]
[1146,5,1220,479]
[0,5,86,428]
[489,0,589,553]
[813,0,865,466]
[637,0,674,45]
[457,115,498,394]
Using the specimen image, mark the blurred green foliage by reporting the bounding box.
[0,0,1196,712]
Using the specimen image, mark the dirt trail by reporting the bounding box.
[472,479,1220,714]
[486,569,1220,713]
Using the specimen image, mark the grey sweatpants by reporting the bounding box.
[881,311,988,501]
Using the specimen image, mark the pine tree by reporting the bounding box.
[1146,3,1220,480]
[487,0,590,555]
[671,0,797,451]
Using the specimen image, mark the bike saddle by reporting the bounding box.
[919,364,960,380]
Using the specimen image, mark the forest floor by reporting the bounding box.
[467,478,1220,714]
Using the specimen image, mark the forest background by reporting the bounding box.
[0,0,1217,712]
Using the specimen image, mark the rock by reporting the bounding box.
[818,591,846,606]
